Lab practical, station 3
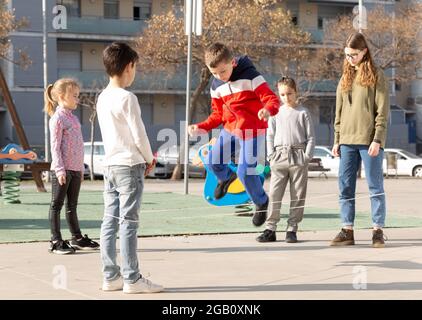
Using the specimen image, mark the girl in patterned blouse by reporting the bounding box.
[44,78,99,254]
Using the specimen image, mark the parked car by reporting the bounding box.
[311,146,422,178]
[148,143,206,178]
[13,144,90,180]
[312,145,340,177]
[83,142,105,177]
[384,148,422,177]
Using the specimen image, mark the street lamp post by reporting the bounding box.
[42,0,49,165]
[184,0,202,195]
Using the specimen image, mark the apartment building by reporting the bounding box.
[1,0,419,154]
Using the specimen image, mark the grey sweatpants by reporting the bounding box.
[266,148,309,232]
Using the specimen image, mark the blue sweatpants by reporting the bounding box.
[204,129,268,206]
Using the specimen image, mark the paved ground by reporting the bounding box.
[1,177,421,300]
[1,228,422,300]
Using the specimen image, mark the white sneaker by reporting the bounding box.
[123,277,164,294]
[102,275,123,291]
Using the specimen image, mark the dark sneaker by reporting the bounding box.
[252,199,268,227]
[285,231,297,243]
[214,171,237,200]
[330,228,355,246]
[48,240,75,255]
[256,229,276,242]
[70,234,100,250]
[372,229,386,248]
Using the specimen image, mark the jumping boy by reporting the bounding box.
[188,43,280,226]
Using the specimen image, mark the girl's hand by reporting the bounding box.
[332,144,340,157]
[257,108,271,121]
[368,141,380,157]
[58,174,66,186]
[81,171,84,182]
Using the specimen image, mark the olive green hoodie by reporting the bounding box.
[334,67,390,148]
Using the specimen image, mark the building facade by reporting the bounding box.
[0,0,420,154]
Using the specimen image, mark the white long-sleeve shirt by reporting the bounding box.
[97,87,154,166]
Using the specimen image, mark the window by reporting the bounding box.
[314,148,331,158]
[133,2,151,20]
[57,50,81,71]
[84,145,105,156]
[318,17,324,29]
[104,0,119,19]
[173,0,184,19]
[319,105,334,124]
[60,0,80,17]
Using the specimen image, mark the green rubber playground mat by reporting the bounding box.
[1,191,422,243]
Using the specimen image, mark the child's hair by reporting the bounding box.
[103,42,139,77]
[205,43,234,68]
[277,76,297,92]
[44,78,80,117]
[341,32,377,92]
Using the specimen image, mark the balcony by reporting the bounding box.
[59,17,147,37]
[57,69,200,92]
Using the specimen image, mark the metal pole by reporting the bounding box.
[358,0,363,33]
[42,0,50,164]
[184,0,194,195]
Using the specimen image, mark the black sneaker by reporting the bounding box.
[252,199,268,227]
[48,240,75,255]
[69,234,100,250]
[256,229,276,242]
[285,231,297,243]
[214,171,237,200]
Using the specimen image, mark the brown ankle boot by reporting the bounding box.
[330,228,355,246]
[372,229,385,248]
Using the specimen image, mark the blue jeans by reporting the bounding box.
[205,129,268,206]
[338,145,386,228]
[100,163,145,284]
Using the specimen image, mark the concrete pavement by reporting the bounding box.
[1,227,422,300]
[2,177,421,300]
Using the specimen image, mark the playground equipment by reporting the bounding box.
[194,139,270,214]
[0,144,39,204]
[0,67,50,192]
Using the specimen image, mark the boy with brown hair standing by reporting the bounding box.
[188,43,280,226]
[97,42,163,294]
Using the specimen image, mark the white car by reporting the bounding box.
[83,142,105,177]
[313,145,340,177]
[384,148,422,177]
[312,146,422,178]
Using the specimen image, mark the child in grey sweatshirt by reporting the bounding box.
[257,76,315,243]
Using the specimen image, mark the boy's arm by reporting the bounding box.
[196,90,223,132]
[252,75,280,116]
[266,116,276,159]
[49,118,66,177]
[124,94,154,164]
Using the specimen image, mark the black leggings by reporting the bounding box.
[49,170,82,241]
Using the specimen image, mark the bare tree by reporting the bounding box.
[316,2,422,83]
[0,0,30,67]
[79,80,105,181]
[136,0,311,179]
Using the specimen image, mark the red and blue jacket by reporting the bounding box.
[197,56,280,139]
